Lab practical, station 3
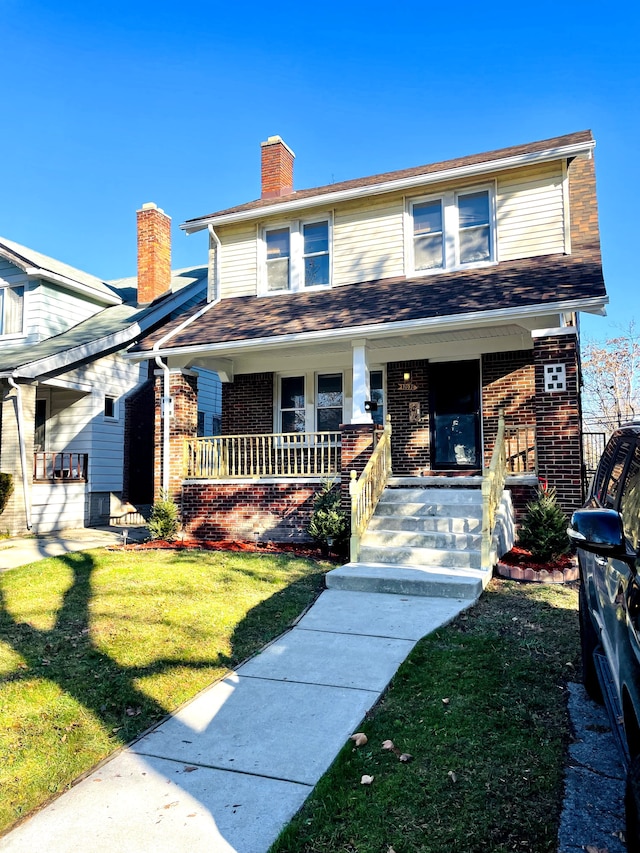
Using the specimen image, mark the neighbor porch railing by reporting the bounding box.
[481,411,507,571]
[184,432,341,479]
[349,416,393,563]
[504,424,536,473]
[33,452,88,482]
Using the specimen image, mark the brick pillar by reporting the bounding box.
[533,328,582,515]
[0,381,36,535]
[154,369,198,507]
[340,423,375,512]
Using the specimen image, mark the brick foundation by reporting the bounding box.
[181,481,320,542]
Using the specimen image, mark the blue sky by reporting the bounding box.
[1,0,637,341]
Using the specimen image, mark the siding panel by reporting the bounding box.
[219,224,257,298]
[333,196,404,285]
[497,163,566,260]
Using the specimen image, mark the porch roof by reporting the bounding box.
[0,267,207,381]
[131,252,606,357]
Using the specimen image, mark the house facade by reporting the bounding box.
[131,131,607,548]
[0,206,220,535]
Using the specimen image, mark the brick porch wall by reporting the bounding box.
[154,369,198,505]
[181,481,319,543]
[387,360,430,475]
[481,350,536,469]
[222,373,274,434]
[340,423,376,512]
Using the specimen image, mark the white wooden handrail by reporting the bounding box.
[481,409,507,571]
[349,416,392,563]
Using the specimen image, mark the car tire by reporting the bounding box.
[627,756,640,852]
[579,582,603,703]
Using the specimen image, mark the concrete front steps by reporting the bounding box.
[326,481,492,600]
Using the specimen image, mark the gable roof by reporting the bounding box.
[0,237,122,306]
[0,266,207,380]
[182,130,595,232]
[132,253,606,358]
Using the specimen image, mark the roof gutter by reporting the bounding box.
[143,294,608,360]
[7,377,32,530]
[181,139,595,233]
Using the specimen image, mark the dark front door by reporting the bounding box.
[429,360,481,470]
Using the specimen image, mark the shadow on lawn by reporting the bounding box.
[0,549,324,744]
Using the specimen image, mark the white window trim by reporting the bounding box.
[104,394,119,421]
[0,283,27,339]
[258,214,333,296]
[405,181,497,276]
[275,370,344,434]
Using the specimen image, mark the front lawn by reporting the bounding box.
[0,548,328,834]
[271,579,580,853]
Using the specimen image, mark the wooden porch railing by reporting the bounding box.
[184,432,341,479]
[505,424,536,473]
[33,452,88,482]
[349,416,392,563]
[481,411,507,571]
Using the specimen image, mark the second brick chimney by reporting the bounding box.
[261,136,295,198]
[137,202,171,306]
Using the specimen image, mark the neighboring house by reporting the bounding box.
[0,204,221,535]
[129,131,608,551]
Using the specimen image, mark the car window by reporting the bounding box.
[593,437,620,501]
[600,439,633,509]
[620,443,640,550]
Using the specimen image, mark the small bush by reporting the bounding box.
[147,494,180,541]
[0,473,14,516]
[517,484,570,563]
[307,481,349,556]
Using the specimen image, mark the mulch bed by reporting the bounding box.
[120,538,339,561]
[496,546,579,584]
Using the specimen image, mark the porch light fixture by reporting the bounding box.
[403,372,411,381]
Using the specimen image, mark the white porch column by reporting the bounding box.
[351,341,372,424]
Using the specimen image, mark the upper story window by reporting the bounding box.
[408,185,495,275]
[266,227,291,292]
[261,217,331,294]
[0,285,25,336]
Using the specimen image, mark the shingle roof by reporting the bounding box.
[0,237,121,303]
[133,252,606,354]
[183,130,594,227]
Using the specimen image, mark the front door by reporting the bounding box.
[429,360,480,470]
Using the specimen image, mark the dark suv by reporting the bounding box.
[569,422,640,849]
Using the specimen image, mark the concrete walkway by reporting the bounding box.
[0,581,470,853]
[0,526,147,571]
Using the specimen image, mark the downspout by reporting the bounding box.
[7,376,32,530]
[151,225,222,498]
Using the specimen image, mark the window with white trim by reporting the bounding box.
[261,217,331,294]
[408,186,495,274]
[0,285,25,336]
[277,372,343,433]
[104,395,117,419]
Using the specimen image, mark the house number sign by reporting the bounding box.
[398,382,418,391]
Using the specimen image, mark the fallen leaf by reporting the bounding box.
[381,739,395,750]
[442,697,450,705]
[183,766,198,773]
[350,732,368,747]
[585,847,609,853]
[387,847,397,853]
[125,707,141,717]
[448,770,457,783]
[399,753,413,763]
[360,774,374,785]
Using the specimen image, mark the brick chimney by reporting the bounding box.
[260,136,295,199]
[136,202,171,305]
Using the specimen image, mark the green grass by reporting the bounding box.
[270,579,579,853]
[0,548,328,833]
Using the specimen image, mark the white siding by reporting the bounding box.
[219,223,257,298]
[36,282,106,336]
[31,482,86,532]
[333,195,405,285]
[43,354,145,493]
[195,368,222,434]
[496,163,566,260]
